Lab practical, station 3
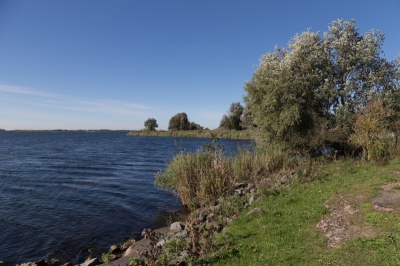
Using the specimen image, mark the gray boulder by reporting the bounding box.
[170,222,184,232]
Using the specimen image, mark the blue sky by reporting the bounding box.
[0,0,399,130]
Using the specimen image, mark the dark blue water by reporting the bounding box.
[0,132,251,265]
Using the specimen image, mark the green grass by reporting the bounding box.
[127,129,254,140]
[204,158,400,265]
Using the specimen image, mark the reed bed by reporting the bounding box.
[155,147,235,207]
[127,129,253,140]
[155,141,298,208]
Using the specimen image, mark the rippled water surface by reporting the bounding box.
[0,132,251,265]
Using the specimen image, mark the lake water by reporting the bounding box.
[0,132,252,265]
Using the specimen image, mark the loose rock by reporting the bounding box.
[259,177,272,187]
[175,229,188,238]
[234,189,243,195]
[280,175,288,184]
[179,250,189,258]
[244,207,264,217]
[156,238,166,247]
[120,239,136,251]
[234,183,247,189]
[16,260,47,266]
[109,244,121,254]
[249,195,255,205]
[198,210,207,222]
[209,205,220,214]
[170,222,184,232]
[167,257,186,266]
[76,258,99,266]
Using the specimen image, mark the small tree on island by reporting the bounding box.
[168,112,190,131]
[189,121,203,130]
[144,118,158,131]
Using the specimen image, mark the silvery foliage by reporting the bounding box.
[244,30,328,145]
[244,19,399,150]
[323,19,398,113]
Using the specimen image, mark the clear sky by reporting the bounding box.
[0,0,399,130]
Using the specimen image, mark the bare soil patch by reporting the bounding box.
[316,195,377,247]
[371,181,400,212]
[317,181,400,248]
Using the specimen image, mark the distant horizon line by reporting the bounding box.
[0,129,136,132]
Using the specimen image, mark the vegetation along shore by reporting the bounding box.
[128,102,252,140]
[13,19,400,266]
[127,129,253,140]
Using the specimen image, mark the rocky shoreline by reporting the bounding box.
[11,172,296,266]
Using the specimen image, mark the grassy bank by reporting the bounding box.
[151,136,400,265]
[127,129,253,140]
[205,158,400,265]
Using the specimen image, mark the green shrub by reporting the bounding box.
[101,252,111,266]
[232,145,298,182]
[369,140,389,163]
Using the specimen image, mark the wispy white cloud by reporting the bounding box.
[22,100,147,115]
[0,83,158,129]
[75,99,153,113]
[0,83,154,115]
[0,84,55,97]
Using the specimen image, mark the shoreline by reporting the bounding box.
[127,130,254,140]
[12,178,268,266]
[78,176,285,266]
[12,207,188,266]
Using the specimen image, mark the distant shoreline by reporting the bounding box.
[127,129,254,140]
[0,129,132,132]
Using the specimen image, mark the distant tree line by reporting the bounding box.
[143,113,204,131]
[144,104,249,132]
[219,102,244,130]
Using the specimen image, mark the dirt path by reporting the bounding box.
[317,180,400,247]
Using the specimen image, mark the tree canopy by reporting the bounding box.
[144,118,158,131]
[219,102,244,130]
[189,122,203,130]
[167,112,204,131]
[244,19,399,153]
[168,112,190,131]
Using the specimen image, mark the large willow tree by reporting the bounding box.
[244,19,399,153]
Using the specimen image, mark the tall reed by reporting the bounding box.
[155,147,235,207]
[155,139,299,208]
[232,145,298,182]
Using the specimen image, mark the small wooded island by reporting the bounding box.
[128,102,254,140]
